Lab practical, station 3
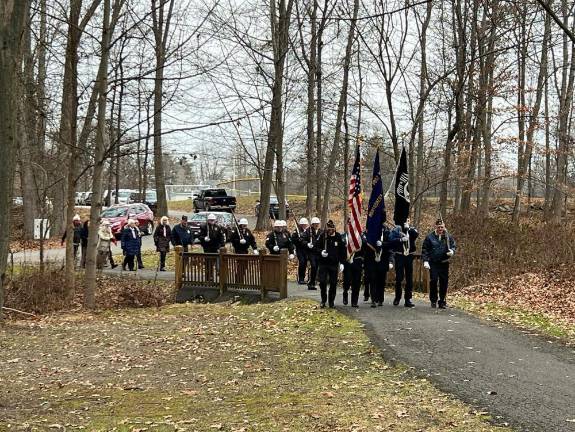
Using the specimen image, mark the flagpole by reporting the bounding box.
[384,145,404,200]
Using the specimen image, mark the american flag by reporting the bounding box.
[347,144,363,256]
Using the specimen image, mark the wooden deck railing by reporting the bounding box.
[174,246,288,300]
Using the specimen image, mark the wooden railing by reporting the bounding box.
[174,246,288,300]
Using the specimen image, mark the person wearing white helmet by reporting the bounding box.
[302,216,322,290]
[200,213,225,282]
[265,219,294,258]
[315,220,346,308]
[229,217,258,254]
[291,217,310,285]
[153,216,172,271]
[199,213,225,253]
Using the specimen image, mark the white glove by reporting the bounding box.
[253,249,259,255]
[273,245,280,252]
[401,235,409,243]
[289,254,295,260]
[376,240,382,247]
[321,250,328,258]
[339,264,344,273]
[447,249,454,257]
[307,242,313,249]
[204,236,210,242]
[403,223,409,230]
[389,263,394,270]
[240,239,246,244]
[423,261,430,270]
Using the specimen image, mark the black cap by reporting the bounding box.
[435,218,444,225]
[326,220,335,229]
[181,215,188,221]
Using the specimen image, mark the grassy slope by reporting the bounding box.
[0,300,510,432]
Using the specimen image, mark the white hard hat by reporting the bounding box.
[299,217,309,225]
[207,213,216,220]
[311,217,320,224]
[273,220,282,227]
[73,214,81,221]
[279,220,287,227]
[238,218,248,225]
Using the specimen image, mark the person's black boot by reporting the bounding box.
[371,302,377,308]
[308,285,317,291]
[404,301,415,308]
[343,292,348,305]
[438,301,447,309]
[430,302,437,308]
[393,298,400,306]
[320,302,326,308]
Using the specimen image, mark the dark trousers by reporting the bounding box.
[308,254,319,288]
[297,249,308,283]
[363,270,370,300]
[394,254,414,301]
[344,262,363,306]
[108,248,115,266]
[318,264,338,306]
[137,252,144,268]
[429,262,450,304]
[124,254,135,271]
[367,262,387,304]
[159,251,167,269]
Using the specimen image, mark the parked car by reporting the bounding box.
[128,190,158,215]
[193,189,236,212]
[255,196,290,219]
[84,192,93,206]
[187,211,235,242]
[103,189,137,206]
[100,203,154,238]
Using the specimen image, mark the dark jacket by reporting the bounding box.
[315,231,346,267]
[121,226,141,256]
[265,230,294,254]
[422,231,457,263]
[80,222,89,247]
[389,225,419,255]
[199,223,225,253]
[62,223,83,245]
[172,223,194,247]
[343,233,364,271]
[153,224,172,253]
[229,228,257,254]
[301,227,322,255]
[290,227,308,251]
[363,229,394,266]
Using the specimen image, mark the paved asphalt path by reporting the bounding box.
[289,282,575,432]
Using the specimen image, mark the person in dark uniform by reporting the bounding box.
[171,215,194,252]
[265,220,295,257]
[364,226,394,308]
[342,232,364,308]
[229,218,258,284]
[315,220,346,308]
[199,213,225,282]
[291,217,309,285]
[422,219,457,309]
[389,218,419,308]
[302,217,321,290]
[229,218,258,254]
[61,214,83,267]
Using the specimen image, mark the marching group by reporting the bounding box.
[65,212,457,309]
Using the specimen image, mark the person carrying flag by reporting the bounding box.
[302,217,321,290]
[422,218,457,309]
[291,217,310,285]
[390,146,417,308]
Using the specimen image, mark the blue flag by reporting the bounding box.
[366,149,386,246]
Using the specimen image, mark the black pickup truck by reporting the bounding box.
[193,189,236,212]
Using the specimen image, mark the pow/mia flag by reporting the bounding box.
[394,146,410,225]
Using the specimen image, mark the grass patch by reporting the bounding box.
[451,295,575,343]
[168,199,193,212]
[1,299,511,431]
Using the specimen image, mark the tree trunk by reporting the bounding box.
[320,0,359,223]
[305,0,317,218]
[0,0,30,320]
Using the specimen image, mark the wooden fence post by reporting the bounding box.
[174,246,183,294]
[219,247,227,296]
[279,249,288,299]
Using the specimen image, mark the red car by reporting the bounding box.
[100,203,154,238]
